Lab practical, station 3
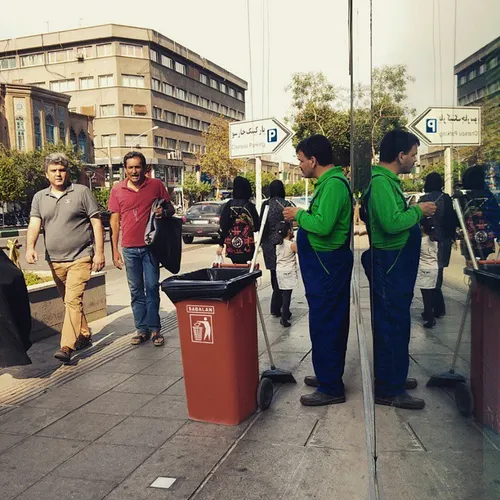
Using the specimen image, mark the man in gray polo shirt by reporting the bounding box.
[26,153,105,362]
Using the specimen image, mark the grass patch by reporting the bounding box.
[23,271,53,286]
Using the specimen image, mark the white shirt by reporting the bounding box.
[276,239,297,272]
[419,235,438,270]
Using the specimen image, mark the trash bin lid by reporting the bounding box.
[161,268,262,303]
[465,266,500,292]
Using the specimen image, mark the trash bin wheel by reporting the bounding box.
[257,377,274,410]
[455,381,474,417]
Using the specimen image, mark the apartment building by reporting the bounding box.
[0,24,247,186]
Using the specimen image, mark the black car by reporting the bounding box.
[182,201,226,244]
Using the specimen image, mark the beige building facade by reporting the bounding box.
[0,24,247,187]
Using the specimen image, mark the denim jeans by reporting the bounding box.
[122,246,161,334]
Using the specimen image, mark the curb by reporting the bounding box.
[0,229,27,238]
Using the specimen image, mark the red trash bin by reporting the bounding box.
[162,267,261,425]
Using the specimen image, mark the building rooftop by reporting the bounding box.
[454,35,500,74]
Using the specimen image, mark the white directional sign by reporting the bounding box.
[408,106,481,147]
[229,117,294,158]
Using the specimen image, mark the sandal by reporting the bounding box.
[131,332,151,345]
[151,333,165,347]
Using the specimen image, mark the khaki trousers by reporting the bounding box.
[49,256,91,350]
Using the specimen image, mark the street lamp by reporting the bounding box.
[129,125,159,149]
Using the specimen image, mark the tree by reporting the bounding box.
[239,171,277,197]
[197,116,246,197]
[182,173,212,206]
[420,160,464,187]
[92,188,111,211]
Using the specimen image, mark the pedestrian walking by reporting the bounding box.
[361,130,436,409]
[275,222,298,328]
[283,134,353,406]
[259,180,291,317]
[26,153,105,362]
[217,176,260,265]
[419,172,457,317]
[108,152,174,347]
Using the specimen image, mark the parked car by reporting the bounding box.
[182,201,227,244]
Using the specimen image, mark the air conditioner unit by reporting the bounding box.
[76,53,84,62]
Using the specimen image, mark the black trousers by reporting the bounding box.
[433,268,446,316]
[281,289,292,322]
[270,270,283,316]
[421,289,435,323]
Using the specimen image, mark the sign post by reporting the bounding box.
[408,106,481,194]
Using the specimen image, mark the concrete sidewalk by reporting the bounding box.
[0,261,499,499]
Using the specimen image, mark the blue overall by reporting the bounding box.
[297,228,353,397]
[361,223,421,397]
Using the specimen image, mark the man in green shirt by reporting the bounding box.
[361,130,436,410]
[284,134,353,406]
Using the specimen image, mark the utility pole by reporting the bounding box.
[256,157,262,211]
[444,147,452,194]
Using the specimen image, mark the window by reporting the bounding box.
[479,63,486,75]
[98,74,114,87]
[189,93,198,105]
[0,57,16,70]
[150,49,159,63]
[78,131,87,161]
[102,134,117,147]
[34,117,42,149]
[76,46,93,59]
[125,134,148,147]
[152,106,162,119]
[176,88,187,101]
[162,82,174,95]
[237,111,245,120]
[152,78,161,91]
[221,105,228,115]
[200,73,208,85]
[50,79,76,92]
[122,74,145,88]
[175,62,186,74]
[20,53,44,67]
[468,69,477,81]
[70,128,77,150]
[467,91,477,102]
[478,87,486,98]
[123,104,134,116]
[191,118,200,130]
[100,104,116,117]
[237,91,244,101]
[120,44,143,58]
[154,136,163,147]
[459,75,467,85]
[165,111,176,123]
[59,122,65,142]
[15,117,26,151]
[220,82,227,94]
[45,115,55,144]
[166,138,177,149]
[458,97,466,105]
[487,56,498,70]
[79,77,94,89]
[161,54,173,68]
[48,49,73,64]
[97,44,112,57]
[487,81,499,95]
[202,121,210,132]
[190,144,201,154]
[228,87,236,98]
[211,102,219,112]
[229,109,236,118]
[179,141,189,152]
[31,82,47,89]
[177,114,189,127]
[210,78,218,90]
[200,97,209,109]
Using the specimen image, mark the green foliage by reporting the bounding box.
[182,173,212,205]
[400,178,423,193]
[92,188,111,211]
[23,271,52,286]
[239,171,277,196]
[284,179,315,197]
[419,160,464,187]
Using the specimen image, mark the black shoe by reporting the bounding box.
[434,311,445,318]
[423,319,436,328]
[300,391,346,406]
[280,319,291,327]
[74,334,92,351]
[287,312,292,320]
[54,346,73,363]
[405,378,418,390]
[375,392,425,410]
[271,312,281,318]
[304,375,319,388]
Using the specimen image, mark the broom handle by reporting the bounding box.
[450,285,472,372]
[250,205,269,273]
[256,291,275,369]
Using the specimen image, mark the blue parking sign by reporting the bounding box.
[267,128,278,143]
[426,118,437,133]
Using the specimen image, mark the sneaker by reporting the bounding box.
[54,346,73,363]
[74,335,92,351]
[300,391,346,406]
[375,392,425,410]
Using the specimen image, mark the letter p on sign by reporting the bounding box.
[426,118,437,133]
[267,128,278,143]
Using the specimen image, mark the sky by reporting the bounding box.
[1,0,498,162]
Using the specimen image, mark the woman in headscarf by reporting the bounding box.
[260,180,291,317]
[217,176,260,264]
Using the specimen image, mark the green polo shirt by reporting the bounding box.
[367,165,423,250]
[296,167,351,251]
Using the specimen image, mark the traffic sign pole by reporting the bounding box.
[256,156,262,212]
[444,147,452,195]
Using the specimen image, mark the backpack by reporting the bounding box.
[224,204,255,255]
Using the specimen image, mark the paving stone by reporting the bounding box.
[60,371,132,392]
[0,467,45,500]
[134,395,189,420]
[176,420,250,441]
[79,392,155,416]
[0,432,28,453]
[119,346,177,361]
[162,379,186,397]
[97,416,185,447]
[37,409,125,441]
[24,387,105,411]
[94,357,157,375]
[0,406,68,435]
[54,442,154,481]
[0,435,88,473]
[113,374,181,395]
[16,476,117,500]
[139,360,184,377]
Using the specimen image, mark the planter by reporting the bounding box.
[28,271,107,343]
